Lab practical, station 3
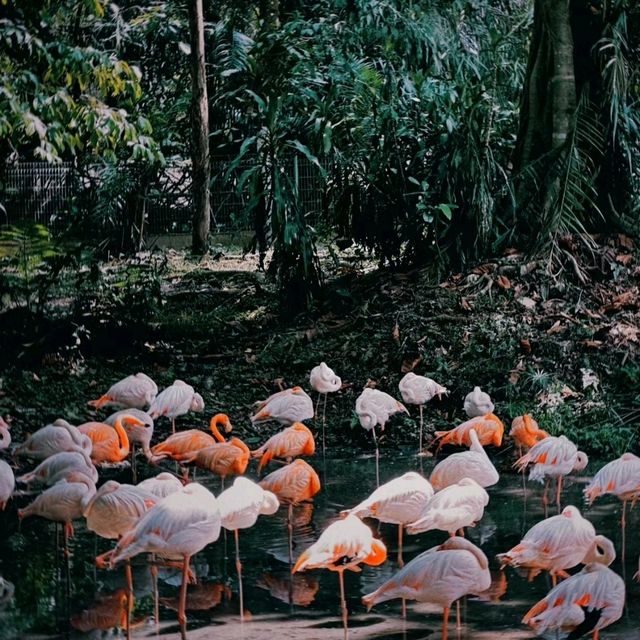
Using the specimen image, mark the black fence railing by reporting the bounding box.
[0,157,328,237]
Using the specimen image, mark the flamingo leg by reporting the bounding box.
[621,500,627,561]
[542,478,550,517]
[172,418,176,435]
[151,561,160,631]
[338,569,348,640]
[555,476,563,511]
[178,555,191,638]
[551,573,557,588]
[418,404,424,455]
[372,427,379,487]
[287,503,294,567]
[442,606,450,640]
[234,529,244,622]
[398,524,406,618]
[593,630,599,640]
[125,560,133,640]
[322,392,328,457]
[456,599,461,629]
[131,444,137,484]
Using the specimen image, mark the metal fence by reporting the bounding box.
[0,157,328,237]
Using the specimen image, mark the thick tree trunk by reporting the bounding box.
[513,0,577,172]
[188,0,210,254]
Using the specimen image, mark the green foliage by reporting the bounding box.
[0,222,66,314]
[0,0,162,163]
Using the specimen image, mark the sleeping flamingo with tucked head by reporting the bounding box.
[89,373,158,410]
[78,416,146,465]
[18,472,96,553]
[260,459,322,563]
[0,460,15,511]
[251,387,315,426]
[356,387,408,486]
[522,561,624,640]
[463,386,494,418]
[497,505,616,586]
[342,471,434,568]
[108,483,221,633]
[0,416,11,450]
[433,414,504,449]
[363,536,491,640]
[217,477,279,620]
[16,450,98,486]
[398,373,448,454]
[430,429,499,491]
[515,434,588,510]
[406,477,489,538]
[176,436,250,488]
[16,419,92,460]
[584,452,640,559]
[310,363,341,454]
[148,380,205,433]
[251,423,315,473]
[293,514,387,636]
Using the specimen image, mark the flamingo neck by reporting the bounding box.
[0,427,10,449]
[113,418,130,458]
[209,414,230,442]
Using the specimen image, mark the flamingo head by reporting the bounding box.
[573,452,589,472]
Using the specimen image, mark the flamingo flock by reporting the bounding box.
[0,368,637,640]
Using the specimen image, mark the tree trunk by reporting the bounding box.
[188,0,210,254]
[513,0,577,173]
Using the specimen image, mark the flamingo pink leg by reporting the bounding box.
[442,606,450,640]
[235,529,244,622]
[178,554,191,633]
[338,569,348,640]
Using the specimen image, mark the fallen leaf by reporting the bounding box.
[581,339,603,349]
[616,254,633,266]
[460,297,473,311]
[518,297,537,310]
[401,356,422,374]
[391,322,400,343]
[520,339,532,354]
[618,234,635,250]
[496,275,511,289]
[547,321,564,335]
[609,323,639,344]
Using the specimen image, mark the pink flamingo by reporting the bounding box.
[398,372,447,454]
[363,537,491,640]
[217,477,279,620]
[252,423,315,473]
[430,429,499,490]
[251,386,315,426]
[293,514,387,638]
[148,380,205,433]
[108,483,221,635]
[16,450,98,486]
[16,419,92,460]
[309,362,341,454]
[0,460,15,510]
[89,373,158,410]
[497,505,616,586]
[523,562,624,640]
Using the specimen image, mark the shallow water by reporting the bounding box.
[1,447,639,640]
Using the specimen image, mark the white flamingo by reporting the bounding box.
[217,477,279,620]
[148,380,204,433]
[89,373,158,410]
[309,362,341,454]
[398,372,447,454]
[355,387,408,485]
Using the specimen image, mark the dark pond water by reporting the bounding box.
[1,446,639,640]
